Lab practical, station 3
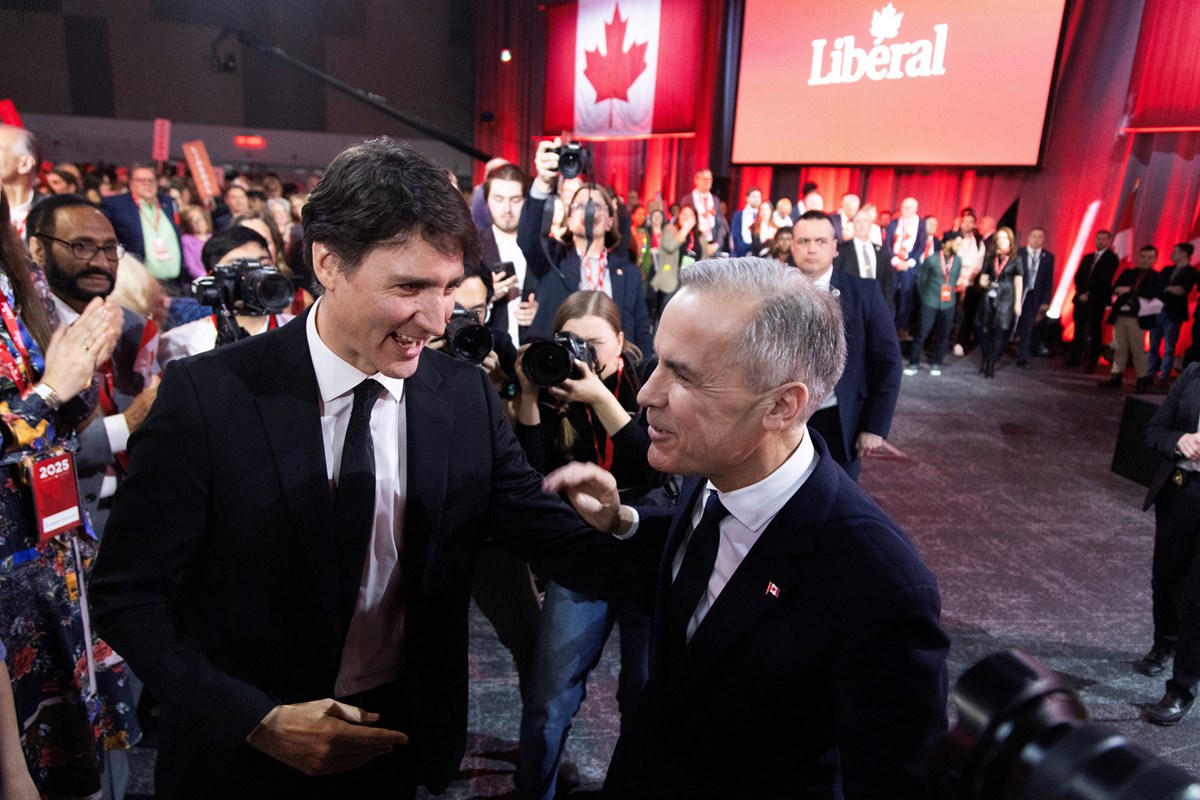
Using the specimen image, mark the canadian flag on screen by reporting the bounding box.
[544,0,702,137]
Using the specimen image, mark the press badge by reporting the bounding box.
[940,284,953,303]
[26,451,84,544]
[152,236,170,261]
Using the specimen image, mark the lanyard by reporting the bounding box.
[578,250,608,293]
[0,294,34,392]
[993,254,1010,280]
[940,253,954,284]
[139,198,162,230]
[583,357,624,472]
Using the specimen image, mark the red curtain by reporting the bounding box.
[1127,0,1200,129]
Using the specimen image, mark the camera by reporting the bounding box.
[932,650,1199,800]
[193,258,293,316]
[442,306,494,366]
[554,142,592,180]
[522,331,600,388]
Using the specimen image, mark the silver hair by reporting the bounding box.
[678,257,846,420]
[1,125,39,165]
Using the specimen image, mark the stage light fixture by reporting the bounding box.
[500,48,513,63]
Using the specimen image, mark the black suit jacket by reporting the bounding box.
[1160,264,1199,323]
[1019,247,1056,314]
[605,433,949,798]
[1144,363,1200,510]
[475,225,519,339]
[1074,249,1119,303]
[826,269,903,453]
[89,310,656,796]
[99,192,181,262]
[885,217,928,272]
[837,239,893,311]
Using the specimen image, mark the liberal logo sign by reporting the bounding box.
[807,3,948,85]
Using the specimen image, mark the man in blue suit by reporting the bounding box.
[729,186,762,257]
[794,210,902,481]
[99,164,183,290]
[544,256,948,798]
[1016,227,1056,368]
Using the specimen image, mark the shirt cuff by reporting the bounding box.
[530,182,551,201]
[105,412,131,454]
[610,506,639,540]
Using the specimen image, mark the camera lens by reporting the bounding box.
[559,152,582,180]
[523,340,574,387]
[243,271,294,315]
[450,323,493,366]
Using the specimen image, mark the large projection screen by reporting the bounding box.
[732,0,1067,166]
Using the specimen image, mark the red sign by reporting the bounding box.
[181,140,220,201]
[152,118,171,162]
[0,99,22,128]
[233,134,267,150]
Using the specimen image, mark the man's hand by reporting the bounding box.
[1077,291,1089,302]
[123,375,161,434]
[1178,432,1200,461]
[855,432,885,459]
[543,462,624,534]
[245,699,408,776]
[493,272,520,303]
[513,293,538,327]
[533,139,561,190]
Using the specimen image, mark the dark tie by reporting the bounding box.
[665,491,728,671]
[332,378,384,631]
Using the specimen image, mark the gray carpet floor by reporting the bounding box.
[128,351,1198,798]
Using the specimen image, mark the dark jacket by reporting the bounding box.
[99,192,181,262]
[1144,363,1200,510]
[837,238,894,311]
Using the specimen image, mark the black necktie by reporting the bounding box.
[665,491,728,671]
[332,378,383,632]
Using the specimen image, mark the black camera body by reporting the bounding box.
[442,306,494,366]
[522,331,599,388]
[554,142,592,180]
[193,258,293,316]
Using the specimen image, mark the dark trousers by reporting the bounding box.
[910,303,955,367]
[1069,299,1107,364]
[978,325,1012,366]
[1152,473,1200,693]
[471,540,541,695]
[893,267,918,331]
[954,285,982,349]
[1016,298,1042,362]
[808,406,861,482]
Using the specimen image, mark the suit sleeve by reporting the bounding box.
[858,282,903,439]
[626,267,653,357]
[89,359,278,756]
[517,192,558,284]
[1145,363,1199,457]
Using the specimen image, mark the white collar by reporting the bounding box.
[51,294,80,325]
[704,430,817,534]
[305,296,405,405]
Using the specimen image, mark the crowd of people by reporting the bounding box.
[0,115,1197,800]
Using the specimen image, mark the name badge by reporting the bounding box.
[152,236,170,260]
[26,451,84,544]
[940,284,953,303]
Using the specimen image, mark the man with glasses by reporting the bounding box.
[100,163,184,292]
[792,210,901,481]
[26,194,160,537]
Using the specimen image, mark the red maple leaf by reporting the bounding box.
[583,3,649,107]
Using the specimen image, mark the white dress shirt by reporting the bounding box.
[854,238,876,279]
[306,298,409,697]
[492,227,528,343]
[672,431,818,642]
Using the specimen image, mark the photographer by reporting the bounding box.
[157,226,295,364]
[517,138,653,358]
[512,290,664,800]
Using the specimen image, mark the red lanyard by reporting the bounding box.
[583,357,624,472]
[993,254,1010,279]
[0,294,34,392]
[139,198,162,229]
[940,253,954,284]
[579,250,608,293]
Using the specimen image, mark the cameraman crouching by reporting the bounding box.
[158,226,295,364]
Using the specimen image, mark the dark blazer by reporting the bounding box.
[476,225,517,340]
[1160,263,1199,323]
[884,216,928,271]
[730,208,755,257]
[1019,247,1056,314]
[1106,267,1165,326]
[74,306,150,536]
[1074,248,1119,302]
[1144,363,1200,510]
[826,269,903,452]
[518,193,653,356]
[99,192,181,262]
[837,238,893,311]
[89,310,657,797]
[605,434,949,799]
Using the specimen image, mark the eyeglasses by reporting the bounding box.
[35,234,125,261]
[569,202,609,216]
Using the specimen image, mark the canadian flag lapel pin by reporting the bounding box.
[765,581,780,598]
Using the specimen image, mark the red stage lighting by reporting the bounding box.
[233,135,266,150]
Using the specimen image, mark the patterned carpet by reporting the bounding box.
[127,350,1199,798]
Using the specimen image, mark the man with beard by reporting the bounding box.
[26,195,159,536]
[476,163,533,344]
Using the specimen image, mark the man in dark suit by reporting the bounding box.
[885,196,927,335]
[99,164,183,290]
[518,139,652,356]
[89,139,657,799]
[1137,362,1200,725]
[838,207,893,311]
[796,211,902,482]
[544,255,948,798]
[729,186,763,257]
[26,194,160,536]
[475,163,531,344]
[1148,243,1198,384]
[1066,229,1119,369]
[1015,227,1056,368]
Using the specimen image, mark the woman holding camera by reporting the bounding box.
[0,189,139,797]
[975,226,1025,378]
[512,290,665,800]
